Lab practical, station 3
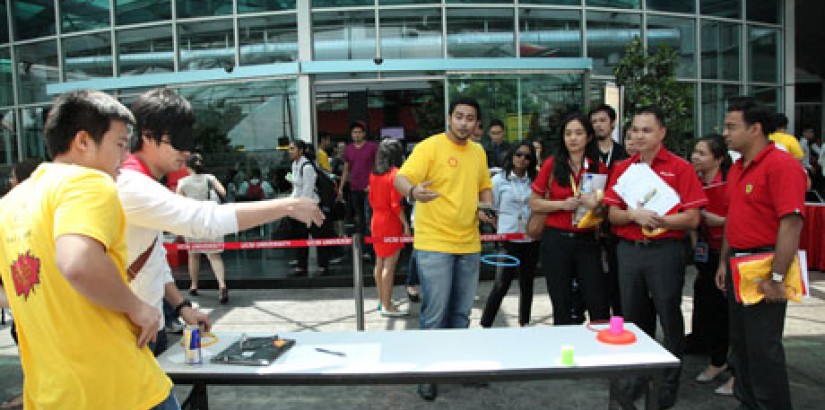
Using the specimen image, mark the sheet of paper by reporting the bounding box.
[613,163,680,216]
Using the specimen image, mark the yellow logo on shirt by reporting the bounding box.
[745,183,753,194]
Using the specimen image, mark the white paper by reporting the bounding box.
[613,163,681,216]
[798,250,811,298]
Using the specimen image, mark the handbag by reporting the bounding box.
[526,172,553,239]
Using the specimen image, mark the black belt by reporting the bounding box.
[621,237,682,247]
[549,228,595,240]
[730,246,775,255]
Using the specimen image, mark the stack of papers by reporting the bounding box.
[612,163,680,215]
[730,250,810,305]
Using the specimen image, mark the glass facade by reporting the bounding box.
[0,0,797,285]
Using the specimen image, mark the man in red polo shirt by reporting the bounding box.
[715,96,805,410]
[603,106,707,409]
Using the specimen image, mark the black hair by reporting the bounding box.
[187,153,205,174]
[12,157,44,182]
[290,139,316,162]
[727,96,776,136]
[552,113,601,187]
[489,118,505,130]
[502,140,538,181]
[448,97,481,118]
[129,88,195,152]
[696,134,732,179]
[634,105,667,129]
[773,113,789,129]
[373,139,404,175]
[589,103,617,122]
[44,90,135,158]
[349,120,367,133]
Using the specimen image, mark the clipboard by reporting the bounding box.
[211,335,296,366]
[730,250,810,305]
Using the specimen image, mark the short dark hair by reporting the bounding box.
[773,113,788,129]
[589,103,617,122]
[12,157,44,182]
[727,96,776,136]
[489,118,505,130]
[634,106,666,129]
[130,88,195,152]
[187,153,205,174]
[448,97,480,118]
[44,90,135,158]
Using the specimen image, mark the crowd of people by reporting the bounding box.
[0,88,811,410]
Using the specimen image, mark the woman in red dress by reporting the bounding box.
[369,139,411,317]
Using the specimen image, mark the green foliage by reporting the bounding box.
[613,36,694,156]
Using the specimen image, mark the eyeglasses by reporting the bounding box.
[513,152,531,159]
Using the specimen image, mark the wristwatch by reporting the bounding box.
[770,271,784,283]
[174,299,193,315]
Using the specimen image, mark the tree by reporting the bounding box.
[614,36,694,156]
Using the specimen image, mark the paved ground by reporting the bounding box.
[2,268,824,409]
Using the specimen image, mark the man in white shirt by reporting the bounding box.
[120,88,325,355]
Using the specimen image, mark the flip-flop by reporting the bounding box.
[0,393,24,409]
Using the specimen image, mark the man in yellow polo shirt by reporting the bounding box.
[0,90,176,410]
[395,97,494,401]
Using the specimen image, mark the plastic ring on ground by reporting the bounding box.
[480,254,520,267]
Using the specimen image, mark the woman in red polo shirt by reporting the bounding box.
[529,113,610,325]
[689,134,733,394]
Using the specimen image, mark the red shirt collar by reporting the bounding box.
[733,142,776,171]
[629,145,672,166]
[121,154,156,179]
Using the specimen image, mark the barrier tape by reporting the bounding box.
[163,233,529,252]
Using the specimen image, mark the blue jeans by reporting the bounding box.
[416,250,480,329]
[151,392,180,410]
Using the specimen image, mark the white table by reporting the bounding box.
[158,324,678,410]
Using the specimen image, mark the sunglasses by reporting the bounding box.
[158,133,195,152]
[513,152,531,159]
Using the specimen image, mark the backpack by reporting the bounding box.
[301,162,337,214]
[246,180,265,200]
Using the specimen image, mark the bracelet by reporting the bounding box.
[174,299,193,316]
[408,185,416,199]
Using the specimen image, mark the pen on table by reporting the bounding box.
[315,348,346,357]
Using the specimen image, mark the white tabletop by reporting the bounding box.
[159,324,678,384]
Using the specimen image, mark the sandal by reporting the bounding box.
[1,393,23,409]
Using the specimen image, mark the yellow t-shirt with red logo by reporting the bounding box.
[0,163,172,410]
[399,133,493,254]
[768,132,804,160]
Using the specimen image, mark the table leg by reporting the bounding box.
[181,382,209,410]
[608,378,639,410]
[644,373,662,410]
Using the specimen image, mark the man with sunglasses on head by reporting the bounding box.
[118,88,325,356]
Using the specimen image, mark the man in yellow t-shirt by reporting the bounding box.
[768,113,804,160]
[316,131,332,172]
[0,90,175,410]
[395,97,493,401]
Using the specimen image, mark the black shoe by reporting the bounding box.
[219,288,229,304]
[188,288,198,297]
[417,383,437,401]
[407,288,420,303]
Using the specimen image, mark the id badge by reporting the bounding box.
[517,214,526,233]
[694,241,709,263]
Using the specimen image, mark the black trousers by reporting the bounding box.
[480,241,540,327]
[617,239,685,393]
[692,251,729,366]
[725,264,793,410]
[295,214,337,270]
[541,228,609,325]
[601,232,623,316]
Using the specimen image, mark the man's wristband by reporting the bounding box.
[408,185,416,199]
[174,299,193,315]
